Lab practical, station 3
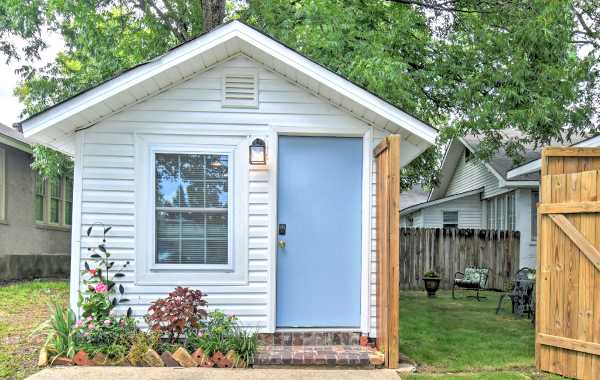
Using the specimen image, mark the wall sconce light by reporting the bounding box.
[249,138,266,165]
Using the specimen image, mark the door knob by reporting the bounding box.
[278,240,286,249]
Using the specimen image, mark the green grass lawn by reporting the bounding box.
[400,290,564,380]
[0,280,69,380]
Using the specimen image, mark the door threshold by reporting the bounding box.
[275,327,360,332]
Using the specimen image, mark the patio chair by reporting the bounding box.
[452,267,490,301]
[496,267,536,318]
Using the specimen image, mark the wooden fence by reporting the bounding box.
[399,228,520,291]
[536,147,600,379]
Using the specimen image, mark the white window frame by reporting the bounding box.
[150,145,234,271]
[442,210,459,228]
[35,174,72,228]
[135,134,248,286]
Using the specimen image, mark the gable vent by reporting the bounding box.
[222,71,258,108]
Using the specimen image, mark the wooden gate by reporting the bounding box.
[537,147,600,379]
[374,135,400,369]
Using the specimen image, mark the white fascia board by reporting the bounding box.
[506,159,541,179]
[0,135,31,154]
[507,135,600,179]
[236,27,437,145]
[22,21,438,147]
[400,188,483,215]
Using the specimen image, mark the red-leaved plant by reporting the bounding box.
[146,287,208,342]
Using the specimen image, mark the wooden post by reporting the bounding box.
[373,135,400,369]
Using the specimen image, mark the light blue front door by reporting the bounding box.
[276,136,362,327]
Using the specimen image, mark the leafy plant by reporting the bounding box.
[32,300,80,361]
[186,310,258,364]
[76,315,138,361]
[424,271,439,278]
[79,223,131,320]
[146,287,207,342]
[228,328,258,365]
[127,330,161,366]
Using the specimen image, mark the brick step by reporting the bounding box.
[253,345,384,367]
[257,332,363,346]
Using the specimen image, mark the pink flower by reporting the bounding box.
[86,316,93,322]
[94,283,108,293]
[103,319,111,326]
[83,332,89,337]
[197,330,204,337]
[75,320,83,328]
[88,323,95,329]
[89,268,97,276]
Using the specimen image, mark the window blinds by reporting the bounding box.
[155,153,229,265]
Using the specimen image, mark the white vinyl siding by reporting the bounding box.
[400,194,483,229]
[445,148,504,199]
[0,148,4,222]
[74,55,382,333]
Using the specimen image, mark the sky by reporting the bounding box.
[0,32,65,127]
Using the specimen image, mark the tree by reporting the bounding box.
[2,0,598,189]
[2,0,226,178]
[243,0,598,189]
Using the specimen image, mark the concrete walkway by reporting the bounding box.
[28,367,402,380]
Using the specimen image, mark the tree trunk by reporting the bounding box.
[202,0,225,32]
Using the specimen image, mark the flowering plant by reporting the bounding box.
[75,314,138,360]
[79,223,131,320]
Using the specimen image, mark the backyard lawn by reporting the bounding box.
[400,290,563,379]
[0,280,69,380]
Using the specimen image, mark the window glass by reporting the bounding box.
[35,174,45,222]
[64,177,73,225]
[49,178,61,224]
[155,153,229,265]
[443,211,459,228]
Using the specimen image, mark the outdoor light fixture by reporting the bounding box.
[249,138,266,165]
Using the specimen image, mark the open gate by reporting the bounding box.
[374,135,400,368]
[537,147,600,379]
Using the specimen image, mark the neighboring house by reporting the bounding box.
[0,123,72,281]
[19,21,437,337]
[400,133,541,268]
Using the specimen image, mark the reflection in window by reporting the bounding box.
[155,153,229,265]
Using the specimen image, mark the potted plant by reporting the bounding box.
[423,271,441,297]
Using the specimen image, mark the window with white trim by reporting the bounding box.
[35,174,72,227]
[0,148,5,222]
[443,211,459,228]
[154,152,230,266]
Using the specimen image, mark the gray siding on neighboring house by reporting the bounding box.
[402,193,483,229]
[515,188,537,268]
[0,143,70,280]
[445,151,505,199]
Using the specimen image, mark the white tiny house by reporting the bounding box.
[20,21,437,340]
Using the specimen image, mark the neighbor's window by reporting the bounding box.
[443,211,459,228]
[155,153,229,265]
[531,190,539,241]
[49,177,62,224]
[35,174,72,227]
[64,177,73,226]
[35,174,45,222]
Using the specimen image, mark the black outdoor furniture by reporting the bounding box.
[496,267,536,319]
[452,267,490,301]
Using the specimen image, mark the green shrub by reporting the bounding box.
[127,330,160,366]
[186,310,258,364]
[33,300,80,361]
[77,315,138,361]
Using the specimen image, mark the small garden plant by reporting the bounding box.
[36,225,259,368]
